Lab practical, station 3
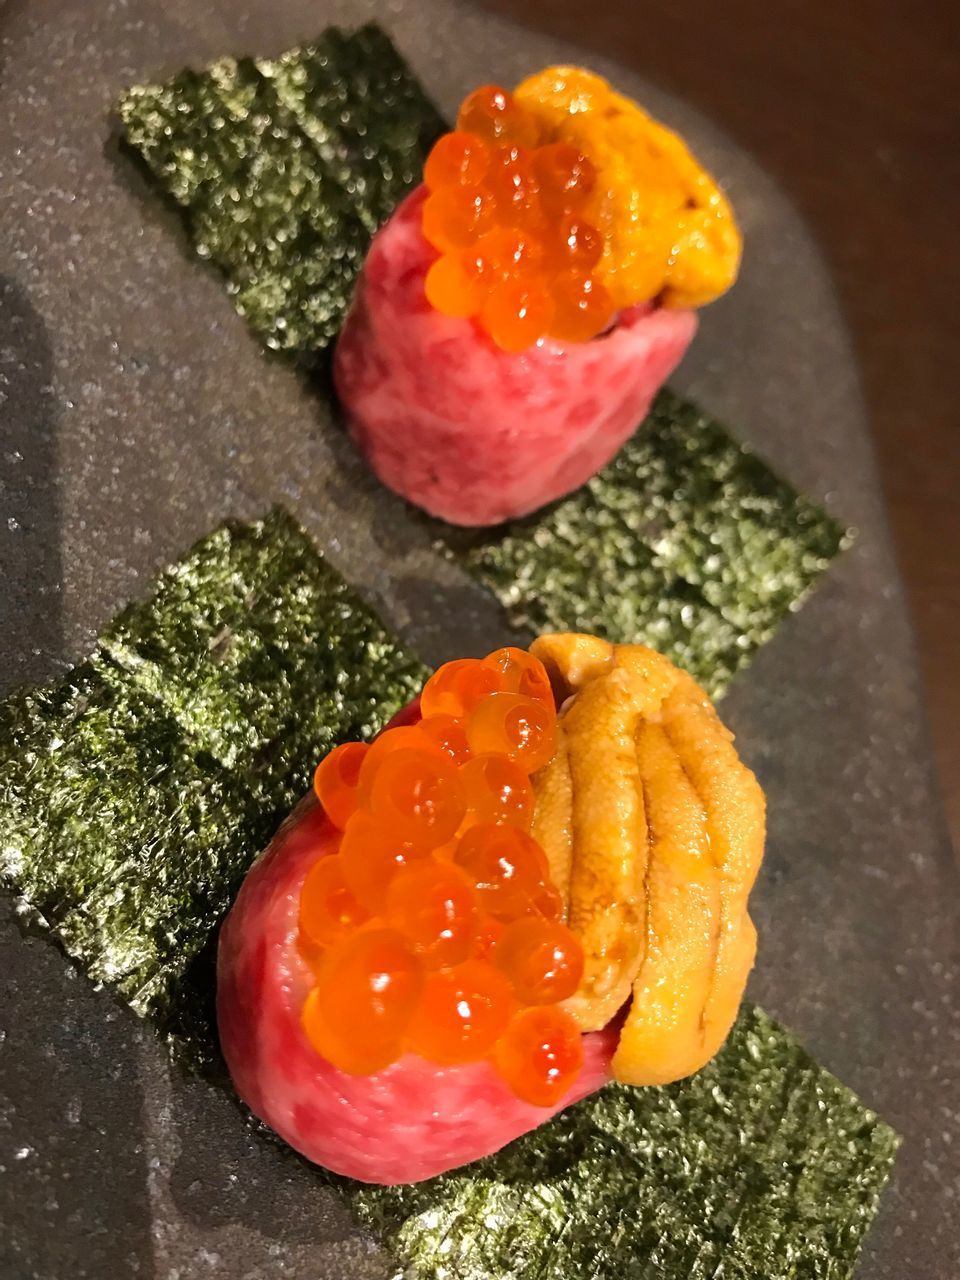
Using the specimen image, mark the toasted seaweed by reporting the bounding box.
[355,1005,898,1280]
[100,509,428,795]
[0,656,258,1034]
[118,24,445,352]
[0,510,893,1274]
[0,510,426,1055]
[440,390,851,696]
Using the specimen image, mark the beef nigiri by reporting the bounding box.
[218,636,764,1184]
[334,67,741,526]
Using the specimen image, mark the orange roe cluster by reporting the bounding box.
[420,70,743,351]
[299,647,585,1107]
[421,86,615,352]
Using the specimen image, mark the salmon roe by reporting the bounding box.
[385,862,479,969]
[459,754,534,830]
[407,961,514,1064]
[495,917,584,1004]
[494,1005,584,1106]
[423,130,490,191]
[298,649,587,1104]
[420,83,610,350]
[457,85,540,147]
[420,66,743,346]
[465,692,555,772]
[300,854,369,947]
[454,824,549,921]
[366,747,466,847]
[313,741,368,829]
[339,811,430,914]
[303,928,424,1075]
[483,646,555,710]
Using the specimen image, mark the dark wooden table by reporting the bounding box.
[488,0,960,855]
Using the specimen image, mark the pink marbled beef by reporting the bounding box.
[218,798,617,1187]
[333,187,697,526]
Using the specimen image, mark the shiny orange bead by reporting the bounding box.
[422,186,495,253]
[459,753,535,830]
[299,853,370,947]
[483,647,554,712]
[302,986,401,1075]
[545,216,604,273]
[495,917,584,1004]
[457,241,493,298]
[548,271,615,344]
[467,226,545,288]
[480,278,553,353]
[420,658,501,720]
[313,741,369,830]
[385,862,479,968]
[509,200,552,240]
[465,692,556,773]
[454,824,548,920]
[472,914,505,961]
[417,714,472,765]
[406,959,514,1064]
[339,810,431,913]
[485,143,539,224]
[355,725,444,808]
[425,253,485,318]
[532,143,596,217]
[424,130,491,191]
[483,874,564,923]
[305,927,424,1074]
[494,1006,584,1106]
[457,85,540,147]
[367,747,466,848]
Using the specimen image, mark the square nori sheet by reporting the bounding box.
[119,27,850,699]
[0,511,894,1278]
[354,1005,898,1280]
[0,509,427,1040]
[117,23,446,352]
[99,510,429,788]
[440,389,851,696]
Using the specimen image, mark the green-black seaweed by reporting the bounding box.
[440,389,850,696]
[355,1005,898,1280]
[0,510,427,1056]
[0,511,893,1280]
[118,24,445,353]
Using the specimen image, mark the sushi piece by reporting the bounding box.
[333,67,741,526]
[218,637,765,1184]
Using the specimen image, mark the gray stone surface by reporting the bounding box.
[0,0,957,1277]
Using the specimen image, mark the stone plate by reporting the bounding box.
[0,1,957,1277]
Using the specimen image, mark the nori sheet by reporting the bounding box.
[439,389,851,696]
[354,1005,898,1280]
[0,509,427,1046]
[100,510,429,795]
[117,24,445,352]
[119,28,849,697]
[0,510,894,1276]
[0,658,253,1019]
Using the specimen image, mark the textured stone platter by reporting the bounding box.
[0,1,958,1278]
